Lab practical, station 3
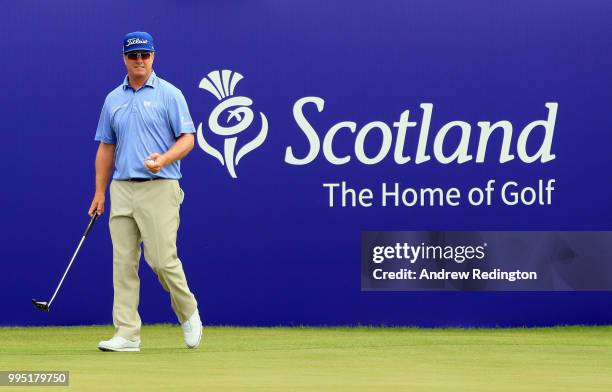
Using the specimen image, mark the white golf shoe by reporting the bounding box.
[181,309,202,349]
[98,336,141,352]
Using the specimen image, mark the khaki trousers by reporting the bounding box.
[109,179,197,341]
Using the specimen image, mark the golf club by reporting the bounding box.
[32,212,99,312]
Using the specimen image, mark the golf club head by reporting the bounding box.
[32,299,50,312]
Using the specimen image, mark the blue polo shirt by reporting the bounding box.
[95,72,195,180]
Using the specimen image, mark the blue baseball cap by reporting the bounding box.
[123,31,155,53]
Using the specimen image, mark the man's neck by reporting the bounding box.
[128,70,152,90]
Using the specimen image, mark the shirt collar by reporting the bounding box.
[122,71,158,90]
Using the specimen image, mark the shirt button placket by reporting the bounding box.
[131,90,137,113]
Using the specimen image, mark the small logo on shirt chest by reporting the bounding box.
[143,100,159,108]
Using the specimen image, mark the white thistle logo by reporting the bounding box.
[196,70,268,178]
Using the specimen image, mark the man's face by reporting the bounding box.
[123,51,155,79]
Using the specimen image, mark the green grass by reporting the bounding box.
[0,325,611,391]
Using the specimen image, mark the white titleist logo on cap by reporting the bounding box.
[126,38,148,46]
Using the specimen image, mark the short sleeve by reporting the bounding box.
[168,91,195,138]
[94,99,116,144]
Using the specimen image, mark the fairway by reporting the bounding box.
[0,325,611,391]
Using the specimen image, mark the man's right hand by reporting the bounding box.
[89,192,105,216]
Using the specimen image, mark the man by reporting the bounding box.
[89,31,202,352]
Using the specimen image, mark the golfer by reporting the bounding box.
[88,31,202,352]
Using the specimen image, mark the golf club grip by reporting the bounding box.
[83,213,99,237]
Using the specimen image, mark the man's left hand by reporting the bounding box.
[144,153,168,174]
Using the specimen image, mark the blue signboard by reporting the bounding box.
[2,1,612,327]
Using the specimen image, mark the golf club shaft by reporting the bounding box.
[47,213,98,308]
